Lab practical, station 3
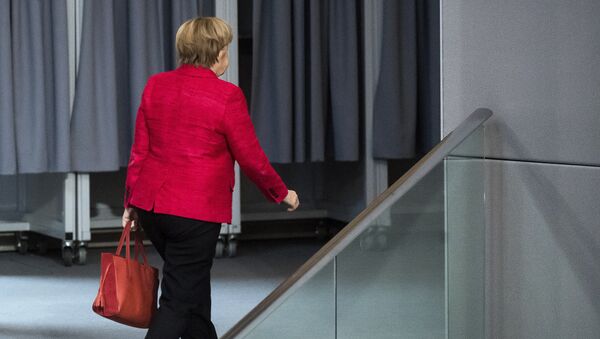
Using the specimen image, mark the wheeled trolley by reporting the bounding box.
[0,173,87,266]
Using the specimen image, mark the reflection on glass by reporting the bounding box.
[243,261,335,339]
[337,163,446,339]
[446,126,485,338]
[236,124,486,339]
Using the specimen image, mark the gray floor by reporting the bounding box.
[0,238,322,339]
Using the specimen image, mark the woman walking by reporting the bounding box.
[121,17,299,339]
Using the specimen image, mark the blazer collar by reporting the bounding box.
[176,64,218,78]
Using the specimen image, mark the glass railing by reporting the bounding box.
[222,109,492,339]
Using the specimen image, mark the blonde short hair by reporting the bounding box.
[176,17,233,68]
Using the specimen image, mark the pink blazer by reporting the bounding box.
[124,64,288,223]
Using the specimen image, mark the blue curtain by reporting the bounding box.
[0,0,70,175]
[373,0,440,159]
[249,0,439,162]
[251,0,361,163]
[70,0,214,172]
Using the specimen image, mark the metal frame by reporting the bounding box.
[0,172,80,262]
[69,0,89,264]
[363,0,389,205]
[215,0,241,257]
[221,108,492,338]
[69,0,89,248]
[363,0,391,231]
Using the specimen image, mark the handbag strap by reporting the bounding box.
[133,230,150,266]
[116,221,150,266]
[115,221,132,260]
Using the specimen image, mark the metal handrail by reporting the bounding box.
[221,108,493,339]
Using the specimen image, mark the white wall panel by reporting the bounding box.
[484,160,600,338]
[442,0,600,165]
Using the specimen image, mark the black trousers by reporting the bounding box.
[135,207,221,339]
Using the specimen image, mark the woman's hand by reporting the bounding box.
[122,207,138,230]
[283,190,300,212]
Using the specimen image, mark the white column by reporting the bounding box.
[216,0,242,234]
[363,1,389,214]
[68,0,91,243]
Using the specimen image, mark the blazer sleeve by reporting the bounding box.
[123,77,155,208]
[222,87,288,203]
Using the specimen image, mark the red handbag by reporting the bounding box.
[92,221,159,328]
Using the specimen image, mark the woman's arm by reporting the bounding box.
[123,78,155,210]
[122,78,156,228]
[222,86,293,206]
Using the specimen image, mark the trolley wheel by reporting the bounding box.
[16,239,28,254]
[15,232,28,254]
[360,227,381,251]
[62,247,74,267]
[375,231,388,250]
[215,239,225,258]
[226,239,238,258]
[75,246,87,265]
[360,226,389,251]
[360,233,375,251]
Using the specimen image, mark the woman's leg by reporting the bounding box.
[144,213,221,339]
[181,275,215,339]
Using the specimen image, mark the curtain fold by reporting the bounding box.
[251,0,360,163]
[0,0,70,175]
[306,0,328,162]
[70,0,213,172]
[373,0,440,159]
[328,0,360,161]
[0,0,16,174]
[251,0,294,163]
